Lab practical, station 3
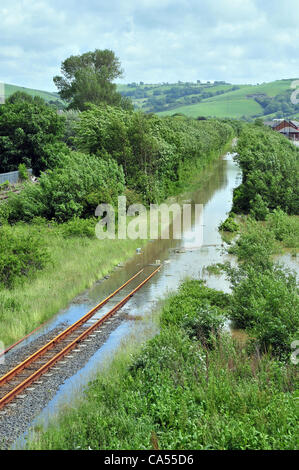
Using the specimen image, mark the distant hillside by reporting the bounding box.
[3,83,65,109]
[117,79,299,120]
[2,79,298,121]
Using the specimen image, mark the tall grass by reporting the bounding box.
[0,222,146,347]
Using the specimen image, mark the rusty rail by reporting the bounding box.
[0,265,161,409]
[0,268,144,382]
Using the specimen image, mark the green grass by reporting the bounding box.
[159,98,262,118]
[0,222,146,347]
[27,280,298,450]
[156,79,298,119]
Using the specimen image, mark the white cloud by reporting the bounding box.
[0,0,297,90]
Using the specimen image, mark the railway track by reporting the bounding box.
[0,265,161,410]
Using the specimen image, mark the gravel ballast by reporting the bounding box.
[0,311,129,449]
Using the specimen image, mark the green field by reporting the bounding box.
[159,97,262,118]
[117,78,299,120]
[157,79,298,119]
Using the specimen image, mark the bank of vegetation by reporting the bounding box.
[28,256,298,450]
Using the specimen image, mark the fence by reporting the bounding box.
[0,169,33,185]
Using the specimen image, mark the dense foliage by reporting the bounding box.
[0,225,49,288]
[0,93,67,174]
[75,105,233,203]
[53,49,131,111]
[224,215,299,360]
[4,152,125,223]
[232,125,299,218]
[29,280,298,450]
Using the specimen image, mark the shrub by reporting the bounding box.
[18,163,29,181]
[228,264,299,360]
[0,95,67,174]
[249,194,269,221]
[0,226,50,288]
[233,126,299,217]
[219,214,239,232]
[266,209,299,248]
[182,305,226,347]
[6,152,125,223]
[60,217,96,238]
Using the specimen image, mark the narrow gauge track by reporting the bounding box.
[0,265,161,410]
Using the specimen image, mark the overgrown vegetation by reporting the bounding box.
[0,56,234,345]
[0,225,49,289]
[222,212,299,361]
[5,152,125,223]
[0,92,68,174]
[232,125,299,218]
[1,104,233,224]
[28,280,298,450]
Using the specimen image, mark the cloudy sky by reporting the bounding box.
[0,0,298,91]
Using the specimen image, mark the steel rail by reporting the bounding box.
[0,268,144,385]
[0,265,161,409]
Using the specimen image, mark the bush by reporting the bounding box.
[0,95,67,174]
[249,194,269,221]
[0,226,50,288]
[18,163,29,181]
[6,152,125,223]
[182,305,225,347]
[232,126,299,217]
[228,264,299,360]
[219,214,239,232]
[225,214,299,360]
[60,217,96,238]
[74,105,233,204]
[266,209,299,248]
[161,280,229,328]
[228,217,277,270]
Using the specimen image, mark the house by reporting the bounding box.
[264,119,299,141]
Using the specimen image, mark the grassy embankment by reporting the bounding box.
[0,137,233,348]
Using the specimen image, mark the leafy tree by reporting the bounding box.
[6,91,45,106]
[233,126,299,217]
[53,49,130,111]
[0,93,68,174]
[74,105,233,203]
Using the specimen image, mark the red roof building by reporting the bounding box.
[264,119,299,141]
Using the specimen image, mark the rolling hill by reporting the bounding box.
[118,79,299,120]
[1,79,298,121]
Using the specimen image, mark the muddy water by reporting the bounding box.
[13,152,247,445]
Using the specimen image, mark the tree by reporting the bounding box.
[6,91,45,106]
[53,49,129,111]
[0,92,67,174]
